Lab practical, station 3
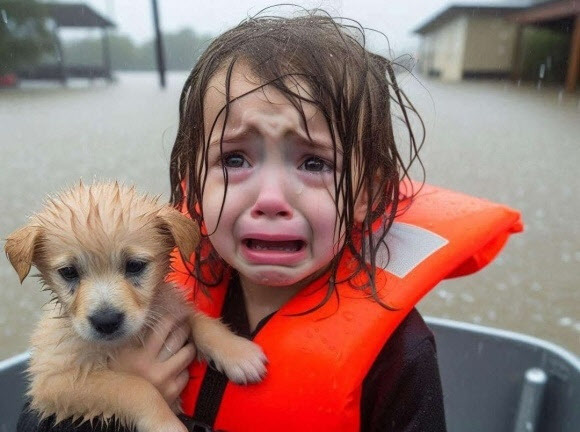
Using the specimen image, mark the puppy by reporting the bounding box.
[5,181,267,432]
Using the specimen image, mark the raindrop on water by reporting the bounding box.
[460,293,474,303]
[560,252,571,263]
[496,282,507,291]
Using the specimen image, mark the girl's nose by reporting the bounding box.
[250,171,293,219]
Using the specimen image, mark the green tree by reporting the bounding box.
[64,34,153,70]
[110,34,150,70]
[137,28,213,70]
[63,28,214,71]
[0,0,53,73]
[161,28,212,70]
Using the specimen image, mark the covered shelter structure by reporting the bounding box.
[414,5,525,82]
[18,2,116,83]
[414,1,580,92]
[511,0,580,92]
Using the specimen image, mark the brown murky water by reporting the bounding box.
[0,72,578,360]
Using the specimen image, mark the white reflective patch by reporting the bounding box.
[366,222,449,278]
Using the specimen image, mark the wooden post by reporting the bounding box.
[101,28,112,82]
[151,0,166,89]
[53,27,67,85]
[565,14,580,92]
[511,25,524,83]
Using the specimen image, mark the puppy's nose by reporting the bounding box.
[88,308,125,335]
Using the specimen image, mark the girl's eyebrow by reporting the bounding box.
[296,137,343,156]
[293,131,343,155]
[207,125,342,155]
[207,127,252,148]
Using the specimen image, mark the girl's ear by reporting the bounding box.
[157,207,201,260]
[353,171,384,225]
[354,189,370,225]
[5,225,41,283]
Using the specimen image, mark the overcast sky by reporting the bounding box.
[73,0,527,54]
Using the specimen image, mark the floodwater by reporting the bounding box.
[0,72,578,360]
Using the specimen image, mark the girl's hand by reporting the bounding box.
[109,315,196,407]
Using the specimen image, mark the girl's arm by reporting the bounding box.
[361,308,447,432]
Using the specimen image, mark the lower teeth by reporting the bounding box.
[253,245,296,252]
[248,241,300,252]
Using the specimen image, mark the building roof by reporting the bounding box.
[510,0,580,24]
[45,2,115,28]
[413,5,525,34]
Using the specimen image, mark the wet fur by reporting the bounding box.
[5,181,266,431]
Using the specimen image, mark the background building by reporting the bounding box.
[414,0,580,91]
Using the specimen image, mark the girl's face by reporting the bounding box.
[201,64,344,291]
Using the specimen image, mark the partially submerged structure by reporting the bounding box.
[414,5,523,82]
[17,2,115,83]
[414,0,579,92]
[511,0,580,92]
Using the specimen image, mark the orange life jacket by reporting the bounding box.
[169,183,523,432]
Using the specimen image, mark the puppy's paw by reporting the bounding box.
[211,336,267,384]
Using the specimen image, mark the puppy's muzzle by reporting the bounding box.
[88,308,125,337]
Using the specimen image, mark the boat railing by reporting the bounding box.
[1,319,578,432]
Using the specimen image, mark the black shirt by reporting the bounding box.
[18,277,447,432]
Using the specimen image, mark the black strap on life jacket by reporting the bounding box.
[191,360,228,427]
[181,276,272,431]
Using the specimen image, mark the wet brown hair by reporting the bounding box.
[169,7,425,309]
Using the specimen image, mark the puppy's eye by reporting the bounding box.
[125,260,147,276]
[58,266,79,281]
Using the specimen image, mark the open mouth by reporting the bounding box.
[244,239,305,252]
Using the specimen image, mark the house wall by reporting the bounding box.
[463,16,519,74]
[418,16,468,81]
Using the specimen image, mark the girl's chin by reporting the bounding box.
[239,264,331,290]
[244,270,305,287]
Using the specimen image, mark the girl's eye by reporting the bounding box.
[125,260,147,276]
[300,156,332,172]
[58,266,79,282]
[222,153,248,168]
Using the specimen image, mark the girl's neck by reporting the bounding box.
[238,265,333,332]
[239,276,303,333]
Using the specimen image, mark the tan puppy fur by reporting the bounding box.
[5,181,267,432]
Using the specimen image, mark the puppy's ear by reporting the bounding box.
[5,225,42,283]
[157,207,200,260]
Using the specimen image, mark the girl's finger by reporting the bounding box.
[167,342,197,374]
[158,320,191,362]
[164,368,191,407]
[145,314,182,357]
[174,368,191,396]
